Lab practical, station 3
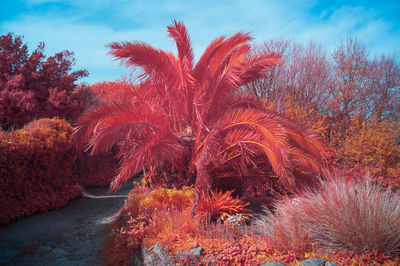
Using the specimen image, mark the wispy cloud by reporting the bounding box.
[1,0,399,83]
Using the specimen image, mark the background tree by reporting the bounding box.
[245,39,332,114]
[244,37,400,181]
[0,33,89,130]
[368,54,400,122]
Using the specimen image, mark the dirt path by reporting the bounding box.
[0,183,132,266]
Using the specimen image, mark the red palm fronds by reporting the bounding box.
[73,21,330,198]
[167,20,194,71]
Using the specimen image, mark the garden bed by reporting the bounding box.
[103,178,400,265]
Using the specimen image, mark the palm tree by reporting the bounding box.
[73,21,330,203]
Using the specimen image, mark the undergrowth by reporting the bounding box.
[104,179,400,265]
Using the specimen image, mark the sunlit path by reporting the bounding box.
[0,183,132,266]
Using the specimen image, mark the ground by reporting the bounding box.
[0,183,133,266]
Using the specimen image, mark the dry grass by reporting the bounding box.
[256,176,400,256]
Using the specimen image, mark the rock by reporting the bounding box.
[130,252,143,266]
[176,247,203,262]
[141,243,175,266]
[325,262,340,266]
[0,249,22,264]
[261,262,286,266]
[301,258,327,266]
[130,247,147,266]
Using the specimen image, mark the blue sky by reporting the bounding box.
[1,0,399,84]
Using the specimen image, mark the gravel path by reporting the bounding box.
[0,183,133,266]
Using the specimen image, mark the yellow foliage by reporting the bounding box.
[332,115,400,174]
[261,96,330,140]
[125,186,195,217]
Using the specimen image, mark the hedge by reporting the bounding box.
[0,118,118,225]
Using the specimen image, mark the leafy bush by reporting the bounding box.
[332,115,400,175]
[0,118,79,224]
[0,117,117,224]
[103,186,197,265]
[0,33,89,130]
[124,185,195,217]
[256,176,400,256]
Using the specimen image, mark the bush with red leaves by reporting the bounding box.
[0,33,89,130]
[0,118,118,225]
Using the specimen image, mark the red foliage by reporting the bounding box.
[195,190,250,222]
[0,33,89,130]
[73,21,331,204]
[90,75,137,103]
[105,183,400,265]
[0,118,79,224]
[0,118,118,225]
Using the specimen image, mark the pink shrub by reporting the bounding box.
[256,176,400,256]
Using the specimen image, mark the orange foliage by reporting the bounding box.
[103,186,197,265]
[267,95,400,187]
[281,96,330,140]
[332,115,400,175]
[104,185,400,265]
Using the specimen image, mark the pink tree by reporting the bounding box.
[0,33,89,130]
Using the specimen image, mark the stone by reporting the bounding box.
[301,258,327,266]
[261,262,286,266]
[0,249,22,264]
[176,247,203,262]
[141,243,175,266]
[130,254,143,266]
[130,247,147,266]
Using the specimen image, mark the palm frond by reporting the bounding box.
[108,41,180,90]
[110,129,184,190]
[273,114,331,164]
[167,20,194,71]
[289,146,327,176]
[203,44,251,120]
[237,52,281,86]
[72,102,131,149]
[193,32,252,90]
[86,105,169,154]
[196,108,290,188]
